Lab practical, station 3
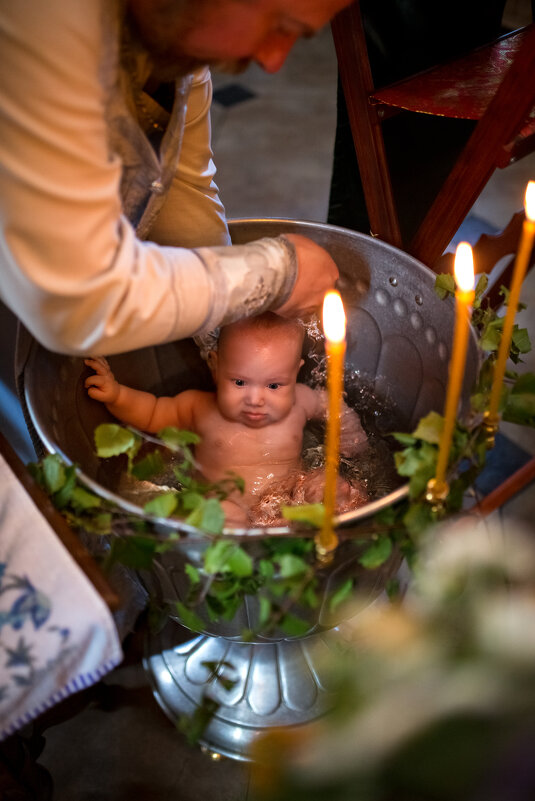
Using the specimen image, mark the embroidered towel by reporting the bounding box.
[0,454,123,740]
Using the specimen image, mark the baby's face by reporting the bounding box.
[214,329,303,428]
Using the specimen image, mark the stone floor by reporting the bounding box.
[2,1,535,798]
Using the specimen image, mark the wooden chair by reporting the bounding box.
[331,2,535,290]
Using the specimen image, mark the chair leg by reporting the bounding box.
[331,2,403,248]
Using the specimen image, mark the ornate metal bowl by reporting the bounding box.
[24,218,478,532]
[22,219,479,758]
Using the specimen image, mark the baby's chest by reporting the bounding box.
[200,420,302,463]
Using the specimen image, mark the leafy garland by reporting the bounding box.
[27,274,535,741]
[29,275,535,625]
[29,438,353,641]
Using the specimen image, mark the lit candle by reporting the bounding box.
[317,290,346,556]
[487,181,535,424]
[427,242,475,503]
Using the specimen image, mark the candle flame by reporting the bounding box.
[323,290,346,343]
[454,242,475,293]
[525,181,535,223]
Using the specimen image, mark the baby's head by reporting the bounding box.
[209,313,305,427]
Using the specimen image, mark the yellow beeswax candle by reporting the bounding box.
[316,290,346,555]
[488,181,535,421]
[428,242,475,500]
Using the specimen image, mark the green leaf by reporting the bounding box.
[374,504,402,529]
[52,465,77,509]
[403,501,434,539]
[258,559,275,579]
[434,273,455,299]
[27,461,44,486]
[385,578,401,601]
[42,454,66,494]
[204,540,252,577]
[412,411,443,444]
[185,563,200,585]
[264,537,314,557]
[278,554,308,578]
[512,372,535,394]
[278,613,311,637]
[301,583,319,609]
[282,503,325,528]
[201,662,237,692]
[89,512,113,535]
[205,591,242,622]
[95,423,136,458]
[395,447,422,477]
[177,696,219,745]
[70,486,102,510]
[448,472,472,512]
[200,498,225,535]
[358,536,393,569]
[131,450,165,480]
[173,601,205,633]
[503,391,535,427]
[143,493,178,518]
[209,578,240,601]
[474,273,489,302]
[185,497,225,534]
[220,596,243,622]
[512,325,532,355]
[226,546,253,577]
[258,595,272,627]
[173,467,193,489]
[108,535,160,569]
[395,440,438,497]
[180,491,203,511]
[409,443,439,499]
[147,601,170,635]
[266,580,287,599]
[158,427,201,451]
[470,391,487,413]
[391,432,417,446]
[480,319,504,353]
[184,498,206,528]
[201,659,235,674]
[204,540,233,574]
[499,284,526,311]
[328,578,354,612]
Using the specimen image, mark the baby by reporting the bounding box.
[85,313,368,527]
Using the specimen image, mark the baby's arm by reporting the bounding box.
[84,357,196,433]
[297,384,368,457]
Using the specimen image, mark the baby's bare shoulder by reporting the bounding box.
[174,388,215,415]
[295,383,325,419]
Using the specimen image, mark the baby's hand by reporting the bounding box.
[340,404,368,457]
[84,357,120,404]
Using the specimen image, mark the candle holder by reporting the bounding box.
[425,477,449,511]
[314,543,336,564]
[482,410,500,449]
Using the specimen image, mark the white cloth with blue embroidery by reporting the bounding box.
[0,454,123,740]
